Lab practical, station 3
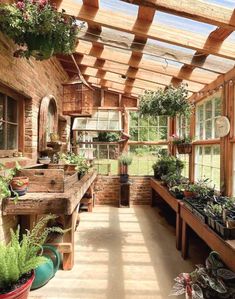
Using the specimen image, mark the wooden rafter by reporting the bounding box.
[77,28,234,74]
[56,1,235,60]
[121,0,235,31]
[58,56,205,93]
[83,75,144,96]
[170,25,233,87]
[74,41,215,85]
[82,0,101,31]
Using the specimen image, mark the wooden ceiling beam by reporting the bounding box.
[82,0,101,32]
[58,56,205,92]
[57,1,235,60]
[170,26,233,87]
[121,0,235,31]
[74,41,217,84]
[83,75,144,96]
[77,28,233,74]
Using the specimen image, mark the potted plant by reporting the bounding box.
[0,162,29,201]
[59,152,91,177]
[152,154,184,180]
[0,214,65,298]
[0,0,81,60]
[172,134,192,154]
[118,153,133,183]
[139,84,193,118]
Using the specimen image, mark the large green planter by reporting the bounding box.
[31,245,60,290]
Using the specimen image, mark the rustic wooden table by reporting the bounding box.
[2,171,97,270]
[150,178,182,250]
[181,204,235,272]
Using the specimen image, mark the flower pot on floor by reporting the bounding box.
[0,272,34,299]
[10,177,29,196]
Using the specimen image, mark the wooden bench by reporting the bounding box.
[181,204,235,272]
[150,178,182,250]
[2,171,97,271]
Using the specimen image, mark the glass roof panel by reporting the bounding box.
[100,0,138,16]
[204,0,235,8]
[153,11,217,36]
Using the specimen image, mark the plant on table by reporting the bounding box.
[59,152,91,177]
[0,162,23,203]
[118,153,133,176]
[139,84,193,118]
[0,0,81,60]
[0,215,65,298]
[152,154,184,180]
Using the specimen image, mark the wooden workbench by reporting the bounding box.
[181,204,235,272]
[150,178,182,250]
[2,171,97,270]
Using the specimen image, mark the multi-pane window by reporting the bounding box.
[176,115,190,138]
[176,115,190,177]
[0,93,18,151]
[196,95,221,140]
[128,145,168,176]
[129,112,168,141]
[195,145,220,190]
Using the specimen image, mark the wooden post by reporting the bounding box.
[181,220,189,259]
[189,107,196,183]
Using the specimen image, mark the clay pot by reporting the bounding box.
[183,190,196,198]
[10,177,29,196]
[0,272,34,299]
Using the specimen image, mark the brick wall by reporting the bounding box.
[0,33,69,243]
[94,175,152,206]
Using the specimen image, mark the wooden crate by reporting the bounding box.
[19,168,78,193]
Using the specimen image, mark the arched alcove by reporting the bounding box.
[38,95,58,152]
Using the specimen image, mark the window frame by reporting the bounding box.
[0,85,24,158]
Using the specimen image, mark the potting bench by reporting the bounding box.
[2,171,97,270]
[150,179,182,250]
[181,204,235,272]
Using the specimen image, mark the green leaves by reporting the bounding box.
[0,215,64,291]
[0,0,80,60]
[139,85,193,118]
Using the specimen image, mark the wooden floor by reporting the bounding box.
[29,205,209,299]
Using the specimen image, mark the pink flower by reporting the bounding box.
[38,0,48,8]
[16,1,25,10]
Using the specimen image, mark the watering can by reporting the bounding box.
[31,245,60,290]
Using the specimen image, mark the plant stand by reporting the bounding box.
[119,182,130,207]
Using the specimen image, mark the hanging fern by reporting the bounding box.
[139,85,193,118]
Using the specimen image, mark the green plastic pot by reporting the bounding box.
[31,245,60,290]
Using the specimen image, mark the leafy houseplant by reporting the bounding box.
[118,153,133,183]
[172,134,192,154]
[139,84,193,118]
[0,0,80,60]
[0,215,65,298]
[171,251,235,299]
[152,155,184,180]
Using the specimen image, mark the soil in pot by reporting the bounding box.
[10,177,29,196]
[0,271,34,299]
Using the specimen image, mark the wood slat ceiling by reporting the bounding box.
[54,0,235,98]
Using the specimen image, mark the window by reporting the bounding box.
[176,115,190,138]
[176,115,190,177]
[196,95,221,140]
[128,145,168,176]
[129,112,168,141]
[0,92,18,152]
[195,145,220,190]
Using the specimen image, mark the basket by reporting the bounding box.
[177,144,192,154]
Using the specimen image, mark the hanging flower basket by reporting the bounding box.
[177,143,192,154]
[0,0,81,60]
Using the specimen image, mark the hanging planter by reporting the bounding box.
[0,0,81,60]
[172,135,192,155]
[139,84,193,118]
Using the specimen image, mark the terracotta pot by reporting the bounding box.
[0,272,34,299]
[177,144,192,154]
[183,190,196,198]
[10,177,29,194]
